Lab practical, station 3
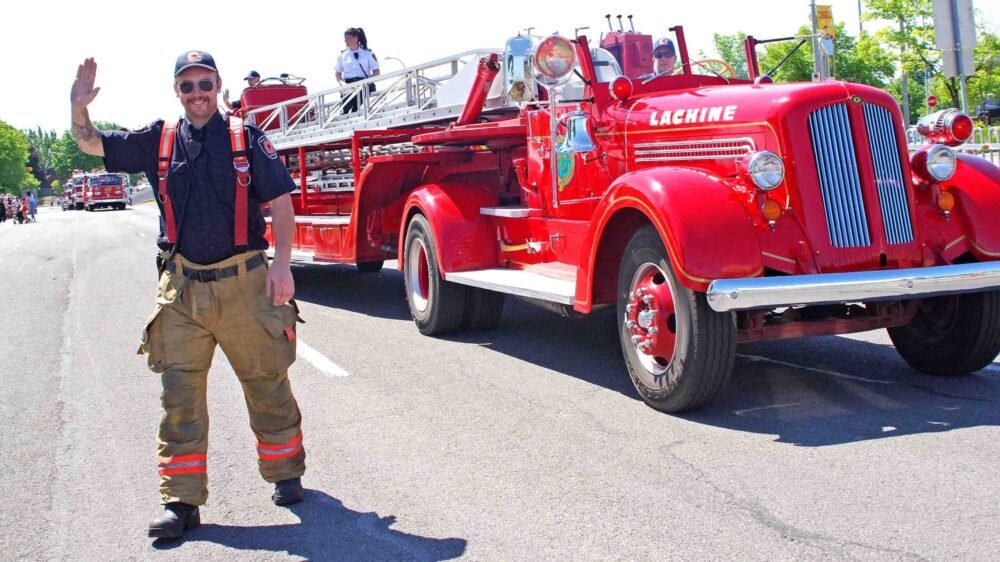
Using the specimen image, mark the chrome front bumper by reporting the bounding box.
[706,262,1000,312]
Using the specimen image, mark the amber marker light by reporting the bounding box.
[937,190,955,213]
[761,198,782,222]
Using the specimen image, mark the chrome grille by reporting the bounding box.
[863,104,913,244]
[634,138,756,162]
[808,103,871,248]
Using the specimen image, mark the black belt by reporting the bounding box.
[166,253,266,282]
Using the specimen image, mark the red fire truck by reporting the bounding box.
[67,172,87,210]
[240,25,1000,412]
[83,171,129,211]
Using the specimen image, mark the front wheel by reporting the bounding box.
[617,226,736,412]
[403,215,467,335]
[888,291,1000,375]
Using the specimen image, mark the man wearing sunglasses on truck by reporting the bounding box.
[70,50,307,540]
[639,37,679,79]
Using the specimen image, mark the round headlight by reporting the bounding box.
[743,151,785,190]
[926,144,956,181]
[533,35,576,85]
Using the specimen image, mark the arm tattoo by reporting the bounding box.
[72,121,97,143]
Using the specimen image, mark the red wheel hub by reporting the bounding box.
[626,267,677,364]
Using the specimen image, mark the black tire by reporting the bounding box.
[356,260,384,273]
[462,288,505,331]
[403,215,467,335]
[888,290,1000,375]
[617,225,736,412]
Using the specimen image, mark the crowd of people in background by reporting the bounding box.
[1,192,38,224]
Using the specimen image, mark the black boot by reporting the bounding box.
[148,502,200,539]
[272,477,304,506]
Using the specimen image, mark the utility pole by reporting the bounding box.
[899,18,911,125]
[949,0,970,112]
[810,0,820,81]
[858,0,864,35]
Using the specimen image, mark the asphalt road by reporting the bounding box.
[1,204,998,561]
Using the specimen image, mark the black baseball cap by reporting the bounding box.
[245,70,261,80]
[174,50,218,76]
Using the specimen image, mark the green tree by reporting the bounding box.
[50,121,122,179]
[750,23,895,86]
[711,32,749,79]
[864,0,999,119]
[756,25,814,82]
[0,120,35,193]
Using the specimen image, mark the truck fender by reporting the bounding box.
[577,168,763,309]
[398,181,500,273]
[948,155,1000,259]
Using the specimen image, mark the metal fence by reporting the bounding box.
[906,126,1000,166]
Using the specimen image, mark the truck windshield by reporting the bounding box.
[91,175,123,186]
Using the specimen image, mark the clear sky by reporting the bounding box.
[2,0,996,133]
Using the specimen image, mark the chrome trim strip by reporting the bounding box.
[633,137,756,162]
[706,262,1000,312]
[480,207,531,218]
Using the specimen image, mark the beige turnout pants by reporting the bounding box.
[139,251,306,506]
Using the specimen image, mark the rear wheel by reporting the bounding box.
[356,260,384,273]
[462,288,505,331]
[404,215,467,335]
[888,291,1000,375]
[617,226,736,412]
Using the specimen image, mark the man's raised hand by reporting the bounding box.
[71,58,101,108]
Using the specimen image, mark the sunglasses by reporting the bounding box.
[177,79,216,94]
[654,52,674,59]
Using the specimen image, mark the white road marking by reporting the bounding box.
[137,232,145,238]
[297,339,350,377]
[737,353,895,385]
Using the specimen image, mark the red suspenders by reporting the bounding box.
[156,117,251,250]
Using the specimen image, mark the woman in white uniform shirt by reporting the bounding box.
[336,27,380,113]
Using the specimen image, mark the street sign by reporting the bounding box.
[817,5,835,36]
[928,95,939,108]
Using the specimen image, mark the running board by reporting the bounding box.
[267,248,317,263]
[445,268,575,304]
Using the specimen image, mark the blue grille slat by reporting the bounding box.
[864,104,913,244]
[834,105,869,244]
[808,103,870,248]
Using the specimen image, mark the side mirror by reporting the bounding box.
[503,36,536,105]
[820,36,835,57]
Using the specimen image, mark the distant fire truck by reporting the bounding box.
[236,24,1000,411]
[83,172,129,211]
[67,171,87,210]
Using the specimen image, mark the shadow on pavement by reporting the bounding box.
[292,263,411,322]
[153,490,467,560]
[291,264,1000,447]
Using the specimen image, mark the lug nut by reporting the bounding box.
[631,335,641,345]
[626,304,636,313]
[625,320,636,329]
[643,294,654,304]
[648,326,659,335]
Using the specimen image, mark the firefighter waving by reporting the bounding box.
[70,51,307,540]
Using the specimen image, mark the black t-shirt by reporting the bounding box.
[100,111,295,265]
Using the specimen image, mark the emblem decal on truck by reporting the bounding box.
[648,105,738,127]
